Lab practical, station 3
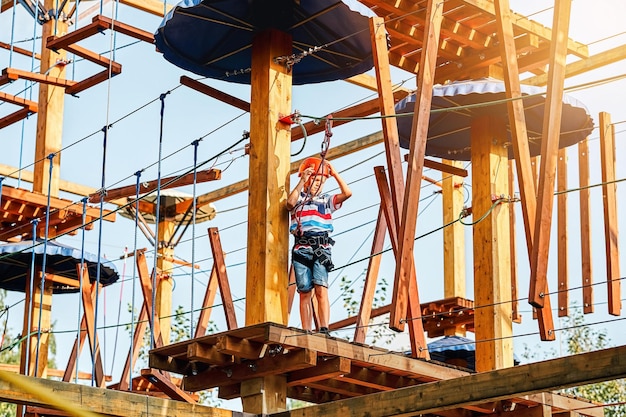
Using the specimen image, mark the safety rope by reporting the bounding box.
[91,126,108,386]
[129,170,141,389]
[190,139,200,338]
[151,91,170,349]
[294,115,333,236]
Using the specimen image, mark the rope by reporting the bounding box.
[151,91,170,349]
[190,139,200,338]
[91,126,108,386]
[128,170,141,389]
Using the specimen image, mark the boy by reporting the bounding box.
[286,157,352,334]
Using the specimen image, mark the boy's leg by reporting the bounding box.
[299,290,314,331]
[314,284,330,330]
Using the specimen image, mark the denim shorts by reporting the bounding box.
[292,246,331,293]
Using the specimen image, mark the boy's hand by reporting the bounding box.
[301,166,315,183]
[325,161,336,177]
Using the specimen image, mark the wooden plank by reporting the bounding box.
[557,149,569,317]
[527,0,571,341]
[287,357,351,387]
[140,368,196,403]
[460,0,588,58]
[135,251,164,347]
[494,0,537,260]
[0,370,243,417]
[215,336,264,360]
[96,15,155,44]
[181,76,251,112]
[598,112,621,316]
[470,115,513,372]
[508,161,521,323]
[194,265,219,338]
[373,166,428,358]
[89,169,221,203]
[391,0,444,332]
[118,0,173,17]
[187,342,232,366]
[265,325,466,381]
[2,68,76,89]
[285,345,626,417]
[183,349,317,392]
[117,305,149,390]
[207,227,238,329]
[577,139,594,314]
[353,208,386,343]
[46,18,109,50]
[0,107,35,130]
[524,43,626,86]
[371,16,405,229]
[442,160,466,308]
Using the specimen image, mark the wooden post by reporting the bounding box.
[578,138,594,314]
[242,28,292,415]
[557,149,569,317]
[33,4,69,196]
[21,269,53,379]
[442,159,466,322]
[156,196,176,345]
[391,0,444,332]
[470,115,513,372]
[599,112,621,316]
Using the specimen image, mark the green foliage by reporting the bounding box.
[558,309,626,417]
[521,305,626,417]
[127,303,222,407]
[338,275,395,346]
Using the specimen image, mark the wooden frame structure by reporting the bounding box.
[1,0,626,415]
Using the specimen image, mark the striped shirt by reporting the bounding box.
[290,192,342,235]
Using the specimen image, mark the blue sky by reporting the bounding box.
[1,0,626,399]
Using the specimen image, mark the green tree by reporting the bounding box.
[521,305,626,417]
[559,309,626,417]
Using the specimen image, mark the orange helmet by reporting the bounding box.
[298,157,330,178]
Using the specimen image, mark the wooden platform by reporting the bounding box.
[148,323,602,416]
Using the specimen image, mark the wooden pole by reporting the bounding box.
[242,28,292,414]
[470,115,513,372]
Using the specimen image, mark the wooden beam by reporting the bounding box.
[284,345,626,417]
[391,0,444,332]
[442,160,466,315]
[508,161,521,323]
[353,208,386,344]
[207,227,238,329]
[494,0,537,261]
[0,370,244,417]
[287,357,351,387]
[118,0,173,17]
[373,166,428,359]
[460,0,588,58]
[599,112,621,316]
[528,0,571,340]
[215,336,264,360]
[557,149,569,317]
[140,368,197,403]
[89,169,221,203]
[183,349,317,392]
[524,43,626,86]
[181,76,251,112]
[577,139,594,314]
